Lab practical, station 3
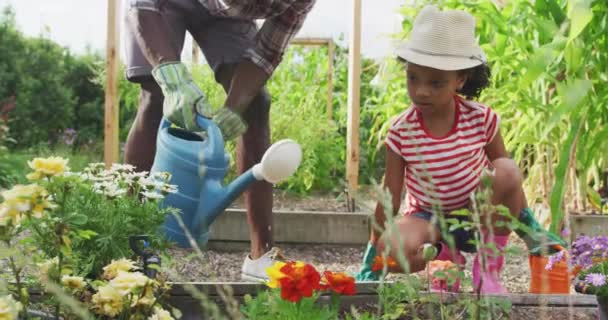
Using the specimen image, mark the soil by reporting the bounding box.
[165,191,536,294]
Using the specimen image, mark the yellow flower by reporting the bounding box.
[91,285,124,317]
[0,204,17,227]
[38,257,59,281]
[265,261,287,288]
[102,258,137,280]
[0,184,53,223]
[61,275,86,290]
[148,307,174,320]
[26,157,69,180]
[0,295,23,320]
[109,271,149,295]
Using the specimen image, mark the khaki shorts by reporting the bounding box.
[124,0,257,82]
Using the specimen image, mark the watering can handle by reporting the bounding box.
[196,114,226,163]
[195,114,213,131]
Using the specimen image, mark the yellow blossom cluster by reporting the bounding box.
[0,183,54,227]
[26,156,69,181]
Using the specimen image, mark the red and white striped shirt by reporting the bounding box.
[385,96,500,215]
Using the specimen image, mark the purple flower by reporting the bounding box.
[561,227,570,238]
[546,250,566,270]
[585,273,607,287]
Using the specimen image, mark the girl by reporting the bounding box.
[355,5,564,293]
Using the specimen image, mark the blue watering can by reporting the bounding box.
[150,115,302,248]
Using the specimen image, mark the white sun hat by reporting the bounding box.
[396,5,487,71]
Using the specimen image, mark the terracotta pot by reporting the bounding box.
[529,255,571,294]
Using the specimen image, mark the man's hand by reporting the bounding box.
[355,242,380,282]
[212,107,247,141]
[152,62,213,131]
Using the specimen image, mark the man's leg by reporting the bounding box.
[214,64,274,259]
[124,80,164,172]
[189,6,276,274]
[122,0,187,171]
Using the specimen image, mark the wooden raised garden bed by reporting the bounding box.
[167,282,599,320]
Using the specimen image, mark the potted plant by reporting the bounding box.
[547,234,608,318]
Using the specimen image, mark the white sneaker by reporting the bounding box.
[241,247,285,282]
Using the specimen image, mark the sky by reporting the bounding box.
[0,0,409,61]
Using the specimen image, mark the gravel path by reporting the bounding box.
[163,233,532,293]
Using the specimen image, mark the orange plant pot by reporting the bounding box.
[529,254,571,294]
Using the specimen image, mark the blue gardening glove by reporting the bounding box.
[212,107,247,141]
[152,62,213,131]
[355,242,380,282]
[515,208,567,255]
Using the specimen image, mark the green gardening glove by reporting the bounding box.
[152,62,213,131]
[212,107,247,141]
[355,242,380,282]
[515,207,567,255]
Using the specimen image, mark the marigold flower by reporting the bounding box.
[102,258,137,280]
[321,271,356,295]
[0,294,22,320]
[26,157,69,180]
[427,260,459,289]
[278,262,321,302]
[265,261,287,289]
[266,261,321,302]
[371,255,398,272]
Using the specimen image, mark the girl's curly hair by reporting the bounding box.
[458,64,491,100]
[397,57,492,100]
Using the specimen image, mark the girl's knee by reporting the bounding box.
[491,158,523,194]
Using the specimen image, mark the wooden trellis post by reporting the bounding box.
[104,0,120,168]
[346,0,362,211]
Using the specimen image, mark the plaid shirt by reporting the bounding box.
[202,0,316,76]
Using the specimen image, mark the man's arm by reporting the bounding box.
[222,1,316,113]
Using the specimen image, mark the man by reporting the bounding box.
[123,0,316,281]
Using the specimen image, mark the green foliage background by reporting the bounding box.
[1,1,608,227]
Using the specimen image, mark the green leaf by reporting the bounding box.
[68,213,88,226]
[541,79,592,139]
[522,46,556,86]
[550,114,584,233]
[76,229,98,240]
[587,188,603,210]
[567,0,593,42]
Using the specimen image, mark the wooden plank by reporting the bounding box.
[165,282,599,319]
[207,209,370,245]
[104,0,120,168]
[569,215,608,239]
[327,40,335,120]
[346,0,362,211]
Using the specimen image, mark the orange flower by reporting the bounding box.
[321,271,356,295]
[372,255,398,272]
[267,261,322,303]
[427,260,459,288]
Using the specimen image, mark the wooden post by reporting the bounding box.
[104,0,120,168]
[346,0,361,211]
[327,40,335,120]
